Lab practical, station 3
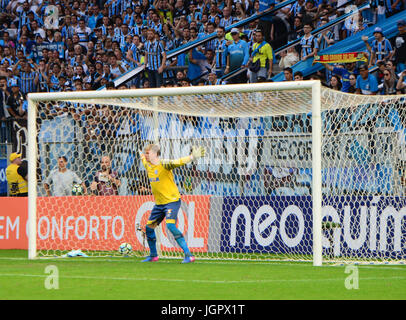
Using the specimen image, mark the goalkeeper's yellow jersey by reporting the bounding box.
[141,155,192,205]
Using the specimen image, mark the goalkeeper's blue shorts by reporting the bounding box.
[147,200,181,227]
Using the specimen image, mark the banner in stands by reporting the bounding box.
[313,52,368,64]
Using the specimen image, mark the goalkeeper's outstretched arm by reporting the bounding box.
[139,144,206,170]
[162,146,206,170]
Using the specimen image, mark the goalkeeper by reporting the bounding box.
[139,143,206,263]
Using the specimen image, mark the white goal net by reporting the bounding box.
[27,82,406,265]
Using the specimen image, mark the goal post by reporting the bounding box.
[311,82,323,267]
[27,81,406,265]
[27,97,38,261]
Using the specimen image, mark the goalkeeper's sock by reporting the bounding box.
[166,223,192,257]
[145,226,158,257]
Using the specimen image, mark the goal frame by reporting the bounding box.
[26,81,323,265]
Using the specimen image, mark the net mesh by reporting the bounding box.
[31,85,406,263]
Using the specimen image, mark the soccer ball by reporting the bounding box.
[72,184,83,196]
[119,243,132,255]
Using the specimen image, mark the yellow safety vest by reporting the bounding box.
[6,163,28,195]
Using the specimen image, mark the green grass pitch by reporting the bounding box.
[0,250,405,300]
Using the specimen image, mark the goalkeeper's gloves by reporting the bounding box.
[191,146,206,161]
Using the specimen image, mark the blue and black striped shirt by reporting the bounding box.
[19,71,38,95]
[145,39,165,71]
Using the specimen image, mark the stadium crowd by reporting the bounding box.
[0,0,405,141]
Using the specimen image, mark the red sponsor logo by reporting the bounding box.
[0,196,211,253]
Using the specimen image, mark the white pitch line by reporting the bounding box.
[0,256,315,266]
[0,257,405,270]
[0,273,405,284]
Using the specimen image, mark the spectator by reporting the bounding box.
[109,52,127,79]
[76,18,92,47]
[99,106,119,138]
[30,20,45,39]
[294,71,304,81]
[90,155,120,196]
[219,6,235,29]
[385,60,397,75]
[225,27,250,84]
[392,19,406,73]
[288,0,306,23]
[207,2,220,24]
[257,0,275,45]
[88,5,104,30]
[16,35,34,58]
[0,77,9,127]
[375,60,386,85]
[288,15,304,43]
[213,26,228,78]
[144,28,166,88]
[283,67,294,81]
[2,47,15,66]
[384,0,404,17]
[323,62,359,93]
[299,23,318,61]
[150,12,164,36]
[83,114,101,141]
[396,70,406,93]
[300,0,318,24]
[6,79,24,119]
[205,72,222,85]
[204,48,215,67]
[0,82,10,143]
[0,31,16,51]
[187,46,210,84]
[17,59,39,94]
[317,18,335,50]
[248,28,273,83]
[173,0,189,19]
[235,2,247,21]
[348,74,357,93]
[44,156,87,196]
[355,64,378,95]
[369,27,394,67]
[278,46,299,69]
[179,77,191,86]
[379,68,398,95]
[156,0,174,24]
[341,10,367,39]
[7,66,19,87]
[329,75,342,91]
